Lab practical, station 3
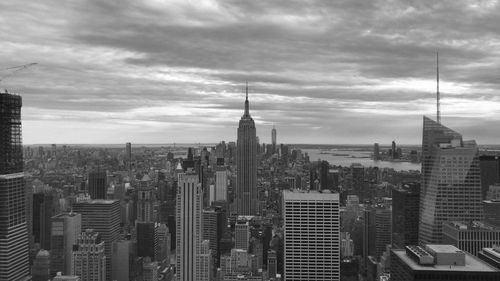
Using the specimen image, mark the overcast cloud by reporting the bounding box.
[1,0,500,144]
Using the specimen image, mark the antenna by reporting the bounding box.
[436,51,441,124]
[245,81,248,100]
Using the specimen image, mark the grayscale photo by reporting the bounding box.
[1,1,500,281]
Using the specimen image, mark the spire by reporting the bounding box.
[244,81,250,116]
[436,51,441,124]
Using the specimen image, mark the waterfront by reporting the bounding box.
[303,148,421,171]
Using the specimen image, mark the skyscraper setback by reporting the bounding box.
[419,116,483,245]
[236,84,257,215]
[0,91,29,281]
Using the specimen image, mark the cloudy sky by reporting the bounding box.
[1,0,500,145]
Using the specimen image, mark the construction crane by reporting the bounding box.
[0,63,38,85]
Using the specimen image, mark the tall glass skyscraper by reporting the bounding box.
[0,91,29,281]
[236,85,257,215]
[419,116,482,245]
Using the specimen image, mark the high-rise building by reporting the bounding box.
[375,204,392,260]
[442,221,500,256]
[196,240,212,281]
[419,116,483,245]
[271,125,277,154]
[236,85,257,215]
[136,222,156,259]
[391,244,500,281]
[33,191,55,250]
[72,199,120,281]
[202,209,220,261]
[125,142,132,171]
[267,249,277,279]
[478,245,500,269]
[392,183,420,249]
[215,164,227,202]
[155,223,170,264]
[111,240,132,281]
[142,257,159,281]
[31,250,51,281]
[283,190,340,281]
[479,155,500,200]
[374,143,380,161]
[50,212,82,276]
[53,273,81,281]
[235,219,250,251]
[176,171,203,281]
[484,199,500,227]
[71,229,106,281]
[136,174,156,223]
[88,171,107,200]
[0,91,30,280]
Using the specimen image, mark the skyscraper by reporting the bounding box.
[71,229,106,281]
[419,116,483,245]
[136,174,156,223]
[88,171,107,200]
[176,171,203,281]
[392,183,420,249]
[50,212,82,276]
[72,199,120,281]
[235,219,250,251]
[236,84,257,215]
[0,91,30,281]
[283,190,340,281]
[271,125,277,154]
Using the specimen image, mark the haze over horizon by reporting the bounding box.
[2,1,500,145]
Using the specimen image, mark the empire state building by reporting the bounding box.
[236,84,257,215]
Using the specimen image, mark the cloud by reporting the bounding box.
[1,0,499,144]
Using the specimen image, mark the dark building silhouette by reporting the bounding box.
[32,192,54,250]
[392,182,420,249]
[0,91,29,280]
[479,155,500,200]
[136,222,156,259]
[88,171,107,199]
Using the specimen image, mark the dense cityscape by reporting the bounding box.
[2,85,500,280]
[2,1,500,281]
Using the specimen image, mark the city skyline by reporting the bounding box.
[1,1,500,144]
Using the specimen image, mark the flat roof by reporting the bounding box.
[74,199,118,204]
[392,249,499,272]
[283,190,339,201]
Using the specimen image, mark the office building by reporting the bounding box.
[267,249,277,279]
[155,223,170,264]
[374,143,380,160]
[391,244,500,280]
[484,199,500,227]
[203,209,221,261]
[0,91,30,280]
[478,245,500,269]
[142,257,159,281]
[341,232,354,258]
[176,171,203,281]
[136,221,156,259]
[125,142,132,171]
[33,191,55,250]
[374,204,392,260]
[51,212,82,276]
[112,240,132,281]
[196,240,212,281]
[136,174,156,223]
[72,199,120,281]
[442,221,500,256]
[31,250,50,281]
[88,171,107,200]
[479,155,500,200]
[272,125,277,154]
[392,182,420,248]
[235,220,250,251]
[283,190,340,281]
[215,165,227,202]
[71,229,106,281]
[236,85,258,215]
[220,248,258,276]
[419,116,483,245]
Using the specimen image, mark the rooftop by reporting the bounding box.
[393,247,499,272]
[283,189,339,201]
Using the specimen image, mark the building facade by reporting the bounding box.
[51,212,82,276]
[0,91,29,280]
[283,190,340,281]
[419,116,483,245]
[71,229,106,281]
[442,221,500,256]
[236,85,257,215]
[392,182,420,249]
[176,171,203,281]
